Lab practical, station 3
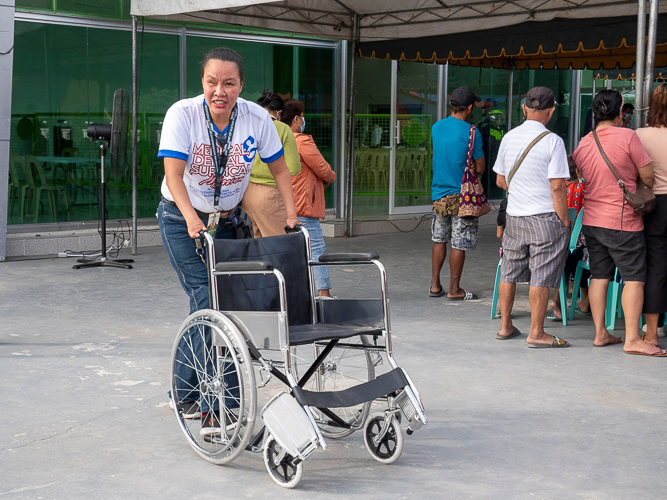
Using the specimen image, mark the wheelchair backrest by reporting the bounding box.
[212,232,313,326]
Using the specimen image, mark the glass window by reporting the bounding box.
[15,0,54,11]
[56,0,122,19]
[9,21,179,225]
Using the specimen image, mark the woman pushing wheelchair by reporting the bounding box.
[156,47,298,431]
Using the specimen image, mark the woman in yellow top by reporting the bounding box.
[241,89,301,237]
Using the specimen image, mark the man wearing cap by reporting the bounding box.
[429,86,485,300]
[492,86,571,348]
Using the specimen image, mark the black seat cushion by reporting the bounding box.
[213,233,312,326]
[288,323,382,346]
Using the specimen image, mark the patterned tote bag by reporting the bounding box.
[458,124,491,218]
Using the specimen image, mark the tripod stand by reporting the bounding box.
[73,142,134,270]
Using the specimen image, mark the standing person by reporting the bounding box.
[241,89,301,237]
[493,87,571,347]
[621,103,635,129]
[635,84,667,346]
[282,98,336,297]
[429,86,485,300]
[573,89,663,356]
[157,48,300,433]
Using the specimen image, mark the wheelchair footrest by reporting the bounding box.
[294,368,408,408]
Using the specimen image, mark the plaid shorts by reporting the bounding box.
[431,214,479,251]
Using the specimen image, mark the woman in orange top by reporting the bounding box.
[282,98,336,297]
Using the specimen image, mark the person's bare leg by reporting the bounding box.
[448,248,466,297]
[550,288,562,319]
[319,289,332,298]
[526,286,558,344]
[431,242,446,293]
[497,281,517,337]
[622,281,655,352]
[578,288,590,313]
[644,313,660,346]
[588,278,622,346]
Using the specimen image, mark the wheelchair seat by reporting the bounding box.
[288,323,382,346]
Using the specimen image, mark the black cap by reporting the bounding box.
[451,86,481,108]
[525,87,557,110]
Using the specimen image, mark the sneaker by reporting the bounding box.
[200,411,222,438]
[168,399,200,419]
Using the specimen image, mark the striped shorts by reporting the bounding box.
[500,212,569,288]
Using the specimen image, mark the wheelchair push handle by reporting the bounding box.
[284,224,304,234]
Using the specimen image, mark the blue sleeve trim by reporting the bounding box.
[157,149,189,161]
[260,148,284,164]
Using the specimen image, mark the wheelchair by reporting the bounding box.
[170,226,427,488]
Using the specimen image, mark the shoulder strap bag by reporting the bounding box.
[507,130,551,187]
[592,129,655,216]
[458,124,491,218]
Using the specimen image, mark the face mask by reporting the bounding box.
[300,116,306,133]
[624,113,631,120]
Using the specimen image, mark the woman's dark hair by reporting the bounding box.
[592,89,623,123]
[200,47,244,82]
[622,103,634,113]
[281,98,305,127]
[648,83,667,128]
[567,155,578,181]
[257,89,284,112]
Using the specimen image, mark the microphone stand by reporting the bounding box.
[73,142,134,270]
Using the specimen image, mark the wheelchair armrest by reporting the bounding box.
[214,261,274,272]
[318,252,379,263]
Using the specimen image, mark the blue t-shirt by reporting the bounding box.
[431,116,484,200]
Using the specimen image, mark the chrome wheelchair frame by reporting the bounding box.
[169,227,426,488]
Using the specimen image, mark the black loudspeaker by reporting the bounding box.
[74,88,134,270]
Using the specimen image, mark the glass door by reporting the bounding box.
[389,60,438,214]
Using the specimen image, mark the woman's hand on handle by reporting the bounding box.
[286,215,300,229]
[187,218,207,239]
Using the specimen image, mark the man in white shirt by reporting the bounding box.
[492,87,571,348]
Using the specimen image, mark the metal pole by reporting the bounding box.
[592,78,597,130]
[131,15,138,255]
[437,63,446,122]
[568,70,582,152]
[338,40,348,219]
[344,14,359,237]
[635,0,647,128]
[443,61,449,116]
[644,0,659,122]
[179,27,187,99]
[507,65,514,131]
[388,60,397,215]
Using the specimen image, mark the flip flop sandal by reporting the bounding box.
[496,327,521,340]
[546,314,563,321]
[429,287,445,297]
[625,345,667,357]
[446,289,478,301]
[575,305,591,315]
[527,335,570,348]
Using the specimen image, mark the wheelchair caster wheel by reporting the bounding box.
[263,436,304,488]
[363,412,403,464]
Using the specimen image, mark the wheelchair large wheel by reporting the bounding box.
[295,335,376,439]
[170,309,256,465]
[263,436,304,488]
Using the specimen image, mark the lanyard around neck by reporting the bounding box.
[203,100,238,209]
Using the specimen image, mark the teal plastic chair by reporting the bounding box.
[550,208,579,326]
[567,209,587,320]
[490,258,502,320]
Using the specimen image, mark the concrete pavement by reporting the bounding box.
[1,224,666,499]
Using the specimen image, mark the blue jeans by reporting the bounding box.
[298,216,330,291]
[158,199,239,412]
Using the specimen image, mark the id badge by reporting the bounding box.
[207,212,220,234]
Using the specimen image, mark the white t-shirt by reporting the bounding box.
[158,95,284,213]
[492,120,570,216]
